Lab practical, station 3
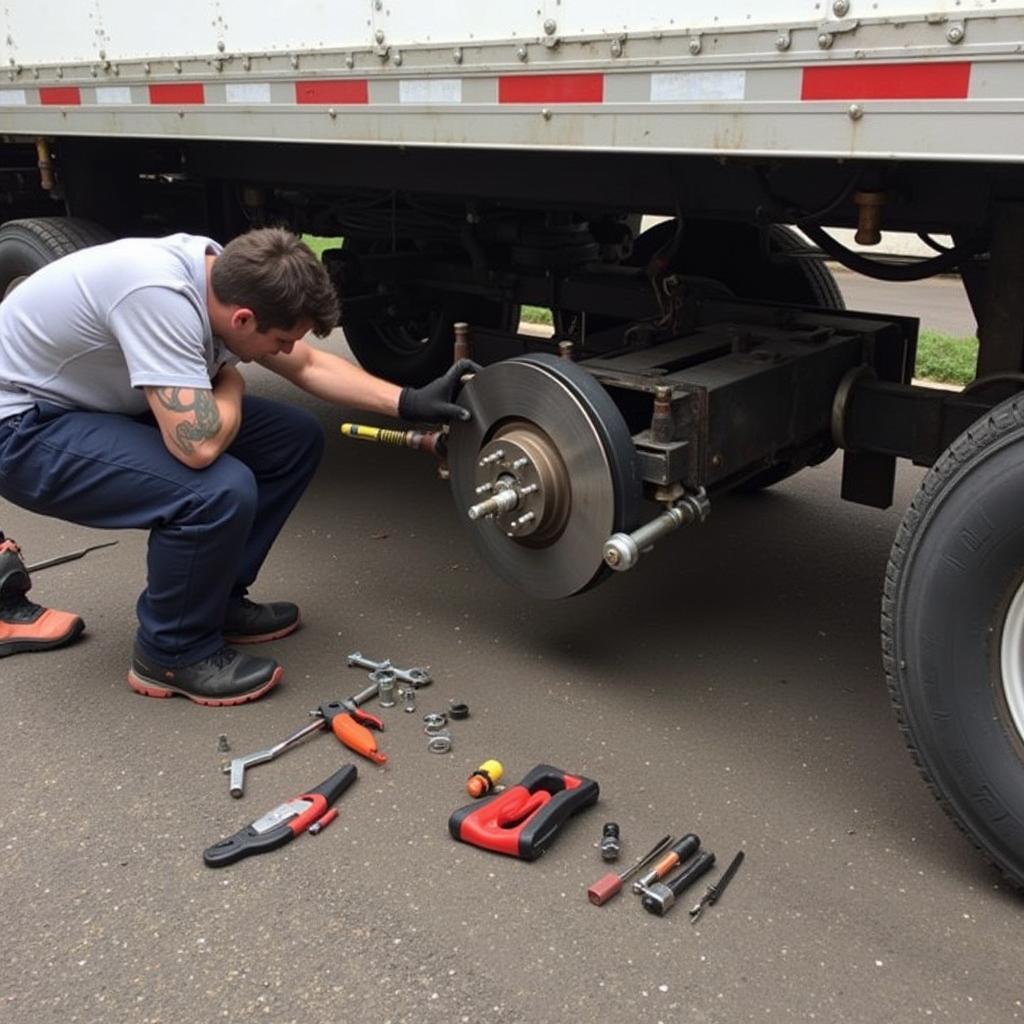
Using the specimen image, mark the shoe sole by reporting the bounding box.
[223,615,301,645]
[126,664,284,707]
[0,618,85,658]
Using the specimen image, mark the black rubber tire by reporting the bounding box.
[337,238,519,387]
[882,393,1024,888]
[0,217,113,298]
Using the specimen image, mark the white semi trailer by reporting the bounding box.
[2,1,1024,886]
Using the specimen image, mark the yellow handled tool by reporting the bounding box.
[340,423,443,456]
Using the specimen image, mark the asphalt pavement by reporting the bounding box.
[2,277,1020,1024]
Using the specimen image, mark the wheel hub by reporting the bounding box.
[999,578,1024,747]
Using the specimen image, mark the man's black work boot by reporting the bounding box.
[223,598,301,644]
[0,534,85,658]
[128,644,283,706]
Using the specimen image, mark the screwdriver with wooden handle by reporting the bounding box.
[631,832,701,893]
[587,834,673,906]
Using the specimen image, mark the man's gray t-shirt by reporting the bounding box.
[0,233,237,420]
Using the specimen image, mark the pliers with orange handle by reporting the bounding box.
[312,698,387,765]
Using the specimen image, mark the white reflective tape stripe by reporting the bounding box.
[0,90,27,105]
[650,70,746,102]
[96,86,132,104]
[226,82,272,104]
[399,78,462,104]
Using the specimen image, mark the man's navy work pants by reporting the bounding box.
[0,396,324,664]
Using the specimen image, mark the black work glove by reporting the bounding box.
[398,359,481,424]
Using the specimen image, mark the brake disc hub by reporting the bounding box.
[471,425,570,541]
[449,354,641,598]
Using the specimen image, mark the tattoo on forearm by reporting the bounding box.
[153,387,221,456]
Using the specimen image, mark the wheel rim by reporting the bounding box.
[999,578,1024,746]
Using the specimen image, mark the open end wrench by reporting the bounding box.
[223,718,325,798]
[347,651,432,687]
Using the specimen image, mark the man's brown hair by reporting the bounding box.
[211,227,339,337]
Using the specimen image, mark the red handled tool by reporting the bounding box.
[449,764,599,861]
[204,764,357,867]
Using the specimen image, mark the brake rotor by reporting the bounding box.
[449,354,641,598]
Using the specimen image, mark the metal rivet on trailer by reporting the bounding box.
[688,36,702,56]
[98,49,106,60]
[817,33,834,49]
[290,54,299,69]
[611,39,623,58]
[453,47,463,64]
[173,60,182,73]
[516,45,528,62]
[832,0,850,17]
[848,103,864,121]
[56,67,63,78]
[393,51,403,66]
[31,67,38,78]
[217,40,226,52]
[328,107,337,119]
[543,19,557,35]
[375,29,385,45]
[142,62,150,75]
[947,24,965,45]
[345,54,355,68]
[541,107,552,121]
[775,32,791,51]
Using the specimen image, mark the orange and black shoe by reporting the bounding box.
[0,534,85,657]
[0,595,85,657]
[127,643,283,707]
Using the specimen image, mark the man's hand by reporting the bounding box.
[398,360,481,424]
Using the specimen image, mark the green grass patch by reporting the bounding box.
[915,329,977,386]
[302,235,342,260]
[520,305,553,326]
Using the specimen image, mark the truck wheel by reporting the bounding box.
[883,393,1024,887]
[0,217,113,298]
[336,239,518,387]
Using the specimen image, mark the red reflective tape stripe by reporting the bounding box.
[40,86,81,105]
[498,73,603,104]
[801,62,971,100]
[295,80,369,104]
[148,83,205,104]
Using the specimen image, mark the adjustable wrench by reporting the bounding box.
[346,651,432,687]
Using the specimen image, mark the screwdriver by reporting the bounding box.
[631,833,701,893]
[587,834,673,906]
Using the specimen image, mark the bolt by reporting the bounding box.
[518,483,539,497]
[543,19,557,35]
[216,734,230,753]
[775,33,791,51]
[403,688,417,713]
[241,56,250,71]
[475,482,493,495]
[513,512,536,529]
[541,107,552,121]
[290,54,299,69]
[217,40,226,52]
[832,0,850,17]
[946,24,964,44]
[511,457,530,470]
[345,54,355,69]
[611,39,622,58]
[375,29,385,44]
[453,47,463,64]
[848,103,864,120]
[478,450,505,467]
[688,37,702,55]
[818,33,834,49]
[516,46,528,61]
[393,51,403,66]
